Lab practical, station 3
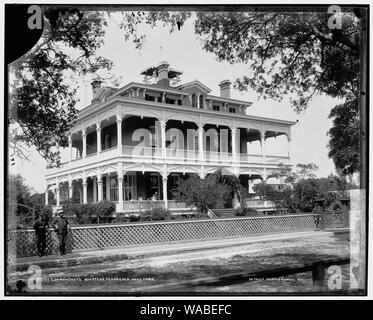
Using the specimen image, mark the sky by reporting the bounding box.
[10,11,340,193]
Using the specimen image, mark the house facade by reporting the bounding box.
[45,61,296,212]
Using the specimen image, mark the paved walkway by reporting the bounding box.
[10,228,349,272]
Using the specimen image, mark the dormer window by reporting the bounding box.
[145,94,155,102]
[165,97,175,104]
[213,105,220,111]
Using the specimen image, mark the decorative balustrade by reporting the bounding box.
[47,145,290,176]
[9,214,316,258]
[122,200,165,212]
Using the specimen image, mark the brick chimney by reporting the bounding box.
[157,61,170,87]
[91,79,102,103]
[218,79,232,98]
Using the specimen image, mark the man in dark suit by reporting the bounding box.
[33,213,48,256]
[52,210,70,255]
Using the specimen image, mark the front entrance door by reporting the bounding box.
[123,172,137,201]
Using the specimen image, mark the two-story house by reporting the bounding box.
[45,61,295,212]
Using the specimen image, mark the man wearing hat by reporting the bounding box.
[52,209,70,255]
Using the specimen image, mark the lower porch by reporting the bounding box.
[47,171,264,213]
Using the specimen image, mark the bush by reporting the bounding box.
[139,208,171,221]
[234,207,259,217]
[190,211,208,219]
[62,200,115,224]
[40,205,53,224]
[150,207,171,220]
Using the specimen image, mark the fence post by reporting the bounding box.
[312,263,326,290]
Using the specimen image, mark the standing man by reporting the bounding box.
[33,213,48,257]
[52,209,70,255]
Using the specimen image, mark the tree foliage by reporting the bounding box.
[10,8,112,166]
[253,163,358,212]
[328,96,360,175]
[8,174,53,228]
[175,174,232,213]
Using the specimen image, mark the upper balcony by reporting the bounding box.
[46,143,290,178]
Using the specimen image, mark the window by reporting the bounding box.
[177,99,182,106]
[165,97,175,104]
[104,134,111,149]
[110,176,118,201]
[229,107,236,113]
[145,94,155,102]
[157,96,162,103]
[213,105,220,111]
[123,173,137,201]
[150,174,159,189]
[169,174,180,191]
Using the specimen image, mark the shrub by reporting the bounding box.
[150,207,171,221]
[234,207,259,217]
[40,205,53,224]
[190,211,208,219]
[139,208,171,221]
[140,210,152,221]
[62,200,115,225]
[129,214,141,222]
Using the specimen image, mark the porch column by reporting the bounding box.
[287,135,292,162]
[162,177,168,209]
[231,127,237,162]
[197,93,200,109]
[82,129,87,158]
[117,173,123,211]
[93,176,97,202]
[45,186,49,205]
[56,183,60,206]
[97,174,103,202]
[116,116,122,155]
[68,135,72,162]
[261,130,266,161]
[161,120,167,159]
[198,124,204,161]
[106,174,111,201]
[68,180,73,199]
[162,92,166,103]
[96,124,101,154]
[82,177,88,204]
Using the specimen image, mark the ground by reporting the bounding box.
[7,230,351,295]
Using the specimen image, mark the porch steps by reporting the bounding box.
[211,208,236,218]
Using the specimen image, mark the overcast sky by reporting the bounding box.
[10,11,340,193]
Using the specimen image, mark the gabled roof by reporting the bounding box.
[177,80,212,93]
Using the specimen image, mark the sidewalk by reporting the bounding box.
[9,228,349,272]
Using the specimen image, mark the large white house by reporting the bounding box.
[45,61,295,212]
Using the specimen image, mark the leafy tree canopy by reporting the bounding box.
[10,8,112,166]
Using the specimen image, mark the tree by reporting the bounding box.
[328,96,360,175]
[8,174,54,228]
[252,181,295,212]
[210,169,247,208]
[10,8,113,166]
[120,10,361,175]
[175,174,232,213]
[271,162,319,183]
